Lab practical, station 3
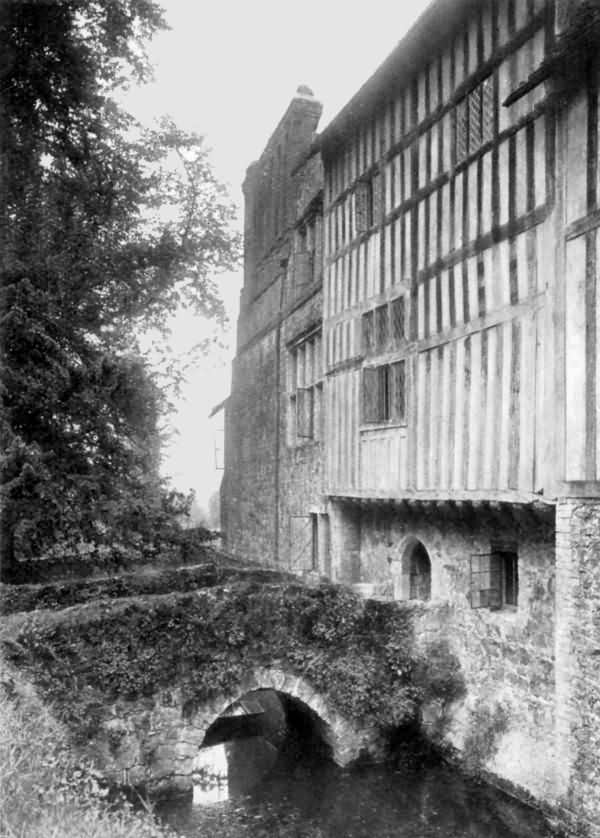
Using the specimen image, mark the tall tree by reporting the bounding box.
[0,1,240,579]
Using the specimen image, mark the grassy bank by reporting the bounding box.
[0,661,325,838]
[0,662,174,838]
[0,561,291,615]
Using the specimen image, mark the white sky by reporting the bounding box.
[123,0,430,510]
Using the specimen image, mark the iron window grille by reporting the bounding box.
[470,550,518,610]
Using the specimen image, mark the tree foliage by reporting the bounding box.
[0,1,240,578]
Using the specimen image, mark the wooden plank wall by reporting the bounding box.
[323,0,554,498]
[562,75,600,484]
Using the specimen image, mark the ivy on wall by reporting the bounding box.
[1,582,465,741]
[0,562,290,615]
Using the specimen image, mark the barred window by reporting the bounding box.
[470,550,518,610]
[363,296,406,357]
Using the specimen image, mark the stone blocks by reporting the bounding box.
[88,667,379,793]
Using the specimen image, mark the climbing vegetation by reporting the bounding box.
[1,582,465,741]
[2,656,326,838]
[0,659,176,838]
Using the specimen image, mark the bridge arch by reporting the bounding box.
[188,666,373,768]
[95,665,381,794]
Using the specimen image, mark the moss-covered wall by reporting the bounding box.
[1,582,463,792]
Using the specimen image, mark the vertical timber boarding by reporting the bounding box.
[558,59,600,493]
[323,0,558,501]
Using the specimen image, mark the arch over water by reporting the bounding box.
[188,667,375,767]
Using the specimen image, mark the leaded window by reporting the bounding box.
[362,296,406,357]
[362,360,406,425]
[455,74,495,163]
[288,330,323,445]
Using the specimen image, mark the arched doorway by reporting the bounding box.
[392,538,432,601]
[407,541,431,600]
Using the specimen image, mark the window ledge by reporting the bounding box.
[360,422,407,432]
[288,439,321,451]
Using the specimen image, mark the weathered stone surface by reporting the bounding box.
[222,89,325,571]
[89,668,378,792]
[337,502,559,807]
[552,499,600,836]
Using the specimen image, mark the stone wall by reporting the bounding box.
[331,500,560,809]
[277,285,325,571]
[554,499,600,836]
[223,88,324,569]
[223,331,280,565]
[89,668,379,795]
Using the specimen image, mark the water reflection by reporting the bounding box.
[192,744,228,805]
[157,688,553,838]
[193,736,280,803]
[160,741,553,838]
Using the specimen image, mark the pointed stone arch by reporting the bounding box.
[391,536,432,601]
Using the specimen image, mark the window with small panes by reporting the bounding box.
[288,330,323,445]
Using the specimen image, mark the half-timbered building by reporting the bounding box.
[223,0,600,831]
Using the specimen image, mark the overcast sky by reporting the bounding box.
[123,0,430,510]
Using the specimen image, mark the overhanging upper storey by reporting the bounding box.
[319,0,583,505]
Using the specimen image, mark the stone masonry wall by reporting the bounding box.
[277,286,324,571]
[341,502,559,806]
[224,89,323,567]
[223,330,279,565]
[89,668,379,796]
[554,499,600,836]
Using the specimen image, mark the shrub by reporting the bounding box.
[0,659,327,838]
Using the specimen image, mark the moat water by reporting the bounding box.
[156,738,554,838]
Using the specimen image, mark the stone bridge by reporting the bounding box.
[97,666,383,794]
[1,564,458,796]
